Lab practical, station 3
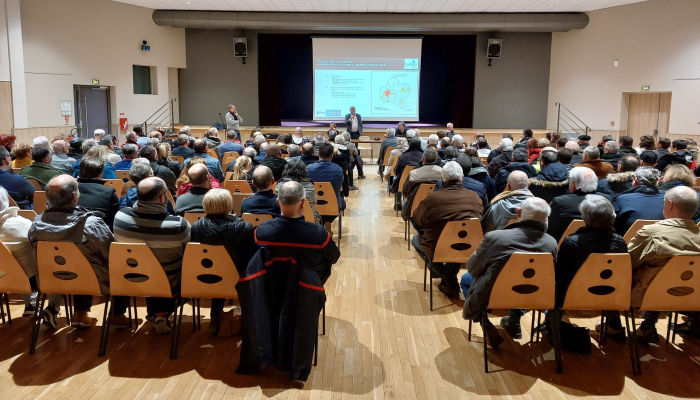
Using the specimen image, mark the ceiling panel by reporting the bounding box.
[109,0,649,12]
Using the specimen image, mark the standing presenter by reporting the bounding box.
[225,104,243,142]
[345,106,362,140]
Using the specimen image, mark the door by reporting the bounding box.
[74,86,110,138]
[626,92,671,141]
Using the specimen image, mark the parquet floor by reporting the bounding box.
[1,173,700,399]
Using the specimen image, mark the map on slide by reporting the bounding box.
[379,77,411,109]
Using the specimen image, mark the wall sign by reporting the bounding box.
[92,79,100,85]
[60,100,72,116]
[642,85,650,91]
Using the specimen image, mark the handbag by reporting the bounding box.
[217,307,243,338]
[553,320,592,355]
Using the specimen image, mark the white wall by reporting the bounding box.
[548,0,700,135]
[20,0,186,129]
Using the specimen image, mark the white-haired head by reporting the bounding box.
[406,129,416,138]
[507,170,529,190]
[295,127,302,134]
[441,161,464,183]
[580,194,616,229]
[519,197,551,224]
[93,129,105,140]
[33,136,49,147]
[664,186,699,219]
[605,140,620,153]
[452,134,464,147]
[428,134,439,145]
[500,138,513,151]
[334,135,345,144]
[386,128,396,137]
[569,166,598,193]
[565,140,579,153]
[583,146,600,160]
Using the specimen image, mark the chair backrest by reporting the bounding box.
[623,219,659,244]
[108,243,173,298]
[410,184,435,217]
[640,255,700,312]
[181,243,240,299]
[225,171,234,181]
[222,152,239,171]
[433,219,484,264]
[115,170,130,182]
[207,148,219,160]
[314,182,339,216]
[12,168,20,175]
[172,156,185,165]
[34,191,48,214]
[557,219,586,247]
[389,156,400,177]
[383,147,395,166]
[303,202,315,223]
[224,180,253,194]
[242,213,273,227]
[397,165,416,193]
[232,193,253,216]
[18,210,37,221]
[166,190,176,208]
[695,177,700,189]
[561,253,632,311]
[7,196,18,207]
[487,252,556,310]
[184,212,207,225]
[103,179,124,198]
[36,241,103,296]
[0,242,33,294]
[26,178,42,191]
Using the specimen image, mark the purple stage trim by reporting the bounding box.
[280,120,441,129]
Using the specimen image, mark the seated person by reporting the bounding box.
[50,140,76,174]
[172,134,195,158]
[400,149,442,218]
[574,146,614,179]
[141,145,177,195]
[300,142,319,166]
[218,130,244,159]
[468,156,496,201]
[20,146,65,189]
[613,166,664,235]
[436,155,488,207]
[307,143,345,219]
[28,175,130,329]
[76,156,120,229]
[601,140,622,170]
[184,139,225,182]
[597,155,639,200]
[177,157,221,196]
[114,177,190,333]
[114,144,138,171]
[191,189,256,333]
[240,165,281,217]
[0,146,35,209]
[119,158,152,209]
[12,143,33,169]
[493,147,537,194]
[175,163,210,216]
[412,161,483,297]
[528,149,570,203]
[260,143,287,181]
[462,197,557,348]
[481,171,533,233]
[279,158,321,224]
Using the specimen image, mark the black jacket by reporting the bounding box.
[470,170,496,202]
[486,150,513,178]
[613,185,665,235]
[514,137,529,150]
[150,161,177,195]
[547,190,612,242]
[656,150,692,172]
[570,153,584,164]
[487,148,502,163]
[300,154,319,167]
[191,214,256,275]
[619,145,638,156]
[556,227,628,307]
[391,147,423,192]
[597,171,634,200]
[261,156,288,181]
[535,161,569,182]
[159,160,182,179]
[601,152,622,170]
[76,178,120,230]
[240,189,280,217]
[493,162,537,194]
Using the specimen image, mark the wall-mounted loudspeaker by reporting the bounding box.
[233,38,248,57]
[487,39,502,59]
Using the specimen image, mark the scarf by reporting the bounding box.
[133,201,167,215]
[491,190,521,205]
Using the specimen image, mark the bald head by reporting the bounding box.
[252,165,274,190]
[507,171,530,190]
[193,139,207,153]
[46,174,79,208]
[137,177,167,203]
[52,140,69,155]
[664,186,699,219]
[188,163,209,187]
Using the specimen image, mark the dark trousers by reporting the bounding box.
[73,295,129,315]
[461,272,524,324]
[146,297,177,317]
[412,234,460,289]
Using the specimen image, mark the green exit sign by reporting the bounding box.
[92,79,99,85]
[642,85,650,91]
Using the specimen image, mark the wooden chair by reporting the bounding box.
[242,213,273,227]
[26,178,43,191]
[623,219,659,244]
[395,165,416,216]
[32,241,105,354]
[232,193,253,216]
[7,196,18,207]
[18,210,37,221]
[405,183,435,250]
[382,147,395,167]
[12,168,20,175]
[207,148,219,160]
[172,156,185,165]
[303,201,315,223]
[221,152,239,171]
[174,243,242,356]
[632,255,700,374]
[560,253,636,375]
[184,212,207,225]
[557,219,586,247]
[107,243,180,358]
[224,180,253,194]
[467,253,558,374]
[115,170,130,182]
[357,136,373,163]
[425,219,483,311]
[34,192,48,214]
[387,156,400,194]
[103,179,124,198]
[166,191,176,209]
[0,242,33,325]
[225,171,234,181]
[314,182,342,240]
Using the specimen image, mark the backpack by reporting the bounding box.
[551,320,592,355]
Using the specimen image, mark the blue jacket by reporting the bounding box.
[307,160,344,210]
[218,141,244,158]
[113,159,133,171]
[0,169,35,209]
[255,151,267,164]
[535,162,569,182]
[613,185,665,235]
[240,190,281,217]
[435,177,488,207]
[494,162,537,194]
[469,169,496,202]
[185,152,224,182]
[72,160,116,179]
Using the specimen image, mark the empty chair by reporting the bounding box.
[224,180,254,194]
[557,219,586,247]
[623,219,659,244]
[183,212,207,225]
[405,183,435,249]
[242,213,273,227]
[314,182,341,239]
[357,136,373,163]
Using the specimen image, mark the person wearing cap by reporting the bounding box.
[578,134,591,152]
[640,151,658,167]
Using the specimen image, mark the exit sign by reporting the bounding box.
[642,85,650,91]
[92,79,99,85]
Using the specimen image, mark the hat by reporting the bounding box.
[640,151,658,164]
[578,135,591,141]
[69,137,85,149]
[602,134,613,141]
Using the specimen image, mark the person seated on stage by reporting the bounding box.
[204,127,222,151]
[114,177,190,333]
[482,171,533,233]
[292,127,308,145]
[547,167,612,242]
[598,155,639,200]
[378,128,398,175]
[601,140,622,170]
[493,148,537,194]
[29,174,131,329]
[0,146,35,209]
[401,149,442,219]
[261,143,288,182]
[613,166,664,235]
[287,144,301,159]
[300,142,318,166]
[218,130,244,159]
[19,145,65,190]
[514,129,533,150]
[190,188,256,333]
[240,165,280,217]
[76,156,120,229]
[413,161,483,298]
[177,157,221,196]
[172,134,195,158]
[142,145,178,195]
[120,158,153,209]
[175,163,211,216]
[50,140,76,175]
[114,144,138,171]
[396,121,407,137]
[468,156,496,202]
[462,197,557,347]
[184,139,224,182]
[307,143,345,223]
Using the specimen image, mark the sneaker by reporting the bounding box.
[484,323,505,349]
[357,174,366,179]
[23,305,36,318]
[500,317,523,339]
[108,314,131,329]
[148,315,172,334]
[209,315,221,334]
[42,305,59,329]
[437,284,460,298]
[349,185,359,190]
[635,326,659,344]
[71,311,92,328]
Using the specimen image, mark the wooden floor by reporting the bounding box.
[2,174,700,399]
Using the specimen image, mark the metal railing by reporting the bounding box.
[555,102,591,140]
[143,98,177,136]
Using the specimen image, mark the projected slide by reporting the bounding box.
[312,38,422,121]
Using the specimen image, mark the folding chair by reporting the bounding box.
[395,165,415,216]
[381,146,395,184]
[357,136,373,163]
[425,219,483,311]
[405,183,435,250]
[107,243,179,358]
[387,156,400,195]
[303,201,315,223]
[557,219,586,247]
[184,212,207,225]
[468,252,558,373]
[314,182,342,240]
[231,193,253,216]
[242,213,274,227]
[116,170,130,182]
[103,179,124,198]
[224,180,254,194]
[0,243,33,325]
[166,191,176,209]
[172,156,185,165]
[206,148,220,161]
[560,253,635,375]
[623,220,659,244]
[18,210,37,221]
[221,152,239,172]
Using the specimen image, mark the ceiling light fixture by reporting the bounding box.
[431,4,438,6]
[548,3,555,5]
[185,1,191,3]
[298,2,305,5]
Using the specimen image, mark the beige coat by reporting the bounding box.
[628,218,700,308]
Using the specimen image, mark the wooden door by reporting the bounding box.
[627,93,671,142]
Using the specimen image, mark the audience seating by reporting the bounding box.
[107,243,176,357]
[0,243,33,325]
[623,219,659,244]
[314,182,342,239]
[26,178,42,191]
[303,202,315,223]
[224,180,253,194]
[387,156,400,194]
[7,197,18,207]
[221,152,239,171]
[560,253,636,375]
[425,219,483,311]
[395,165,415,216]
[357,136,373,162]
[103,179,125,198]
[231,193,253,216]
[18,210,37,221]
[34,192,48,214]
[242,213,273,227]
[468,252,559,373]
[382,147,395,167]
[406,183,435,249]
[172,156,185,165]
[207,149,219,161]
[557,220,586,247]
[116,170,130,182]
[12,168,20,175]
[166,191,176,208]
[184,212,206,225]
[224,171,233,181]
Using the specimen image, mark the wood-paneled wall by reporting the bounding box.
[0,82,13,135]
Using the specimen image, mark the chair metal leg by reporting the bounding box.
[429,272,434,311]
[98,295,113,357]
[29,292,46,354]
[407,222,411,250]
[666,311,672,344]
[423,260,428,292]
[483,312,489,373]
[171,300,185,360]
[672,312,679,344]
[530,310,535,343]
[313,317,319,366]
[0,294,6,324]
[338,211,342,240]
[62,295,70,326]
[4,293,11,325]
[624,310,638,376]
[322,304,326,335]
[630,309,642,375]
[197,298,202,331]
[468,319,472,341]
[132,297,139,332]
[601,311,607,343]
[553,309,563,374]
[536,311,542,342]
[192,299,198,332]
[127,299,132,329]
[68,295,74,325]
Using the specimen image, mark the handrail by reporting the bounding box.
[555,102,591,136]
[144,98,177,122]
[143,98,177,136]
